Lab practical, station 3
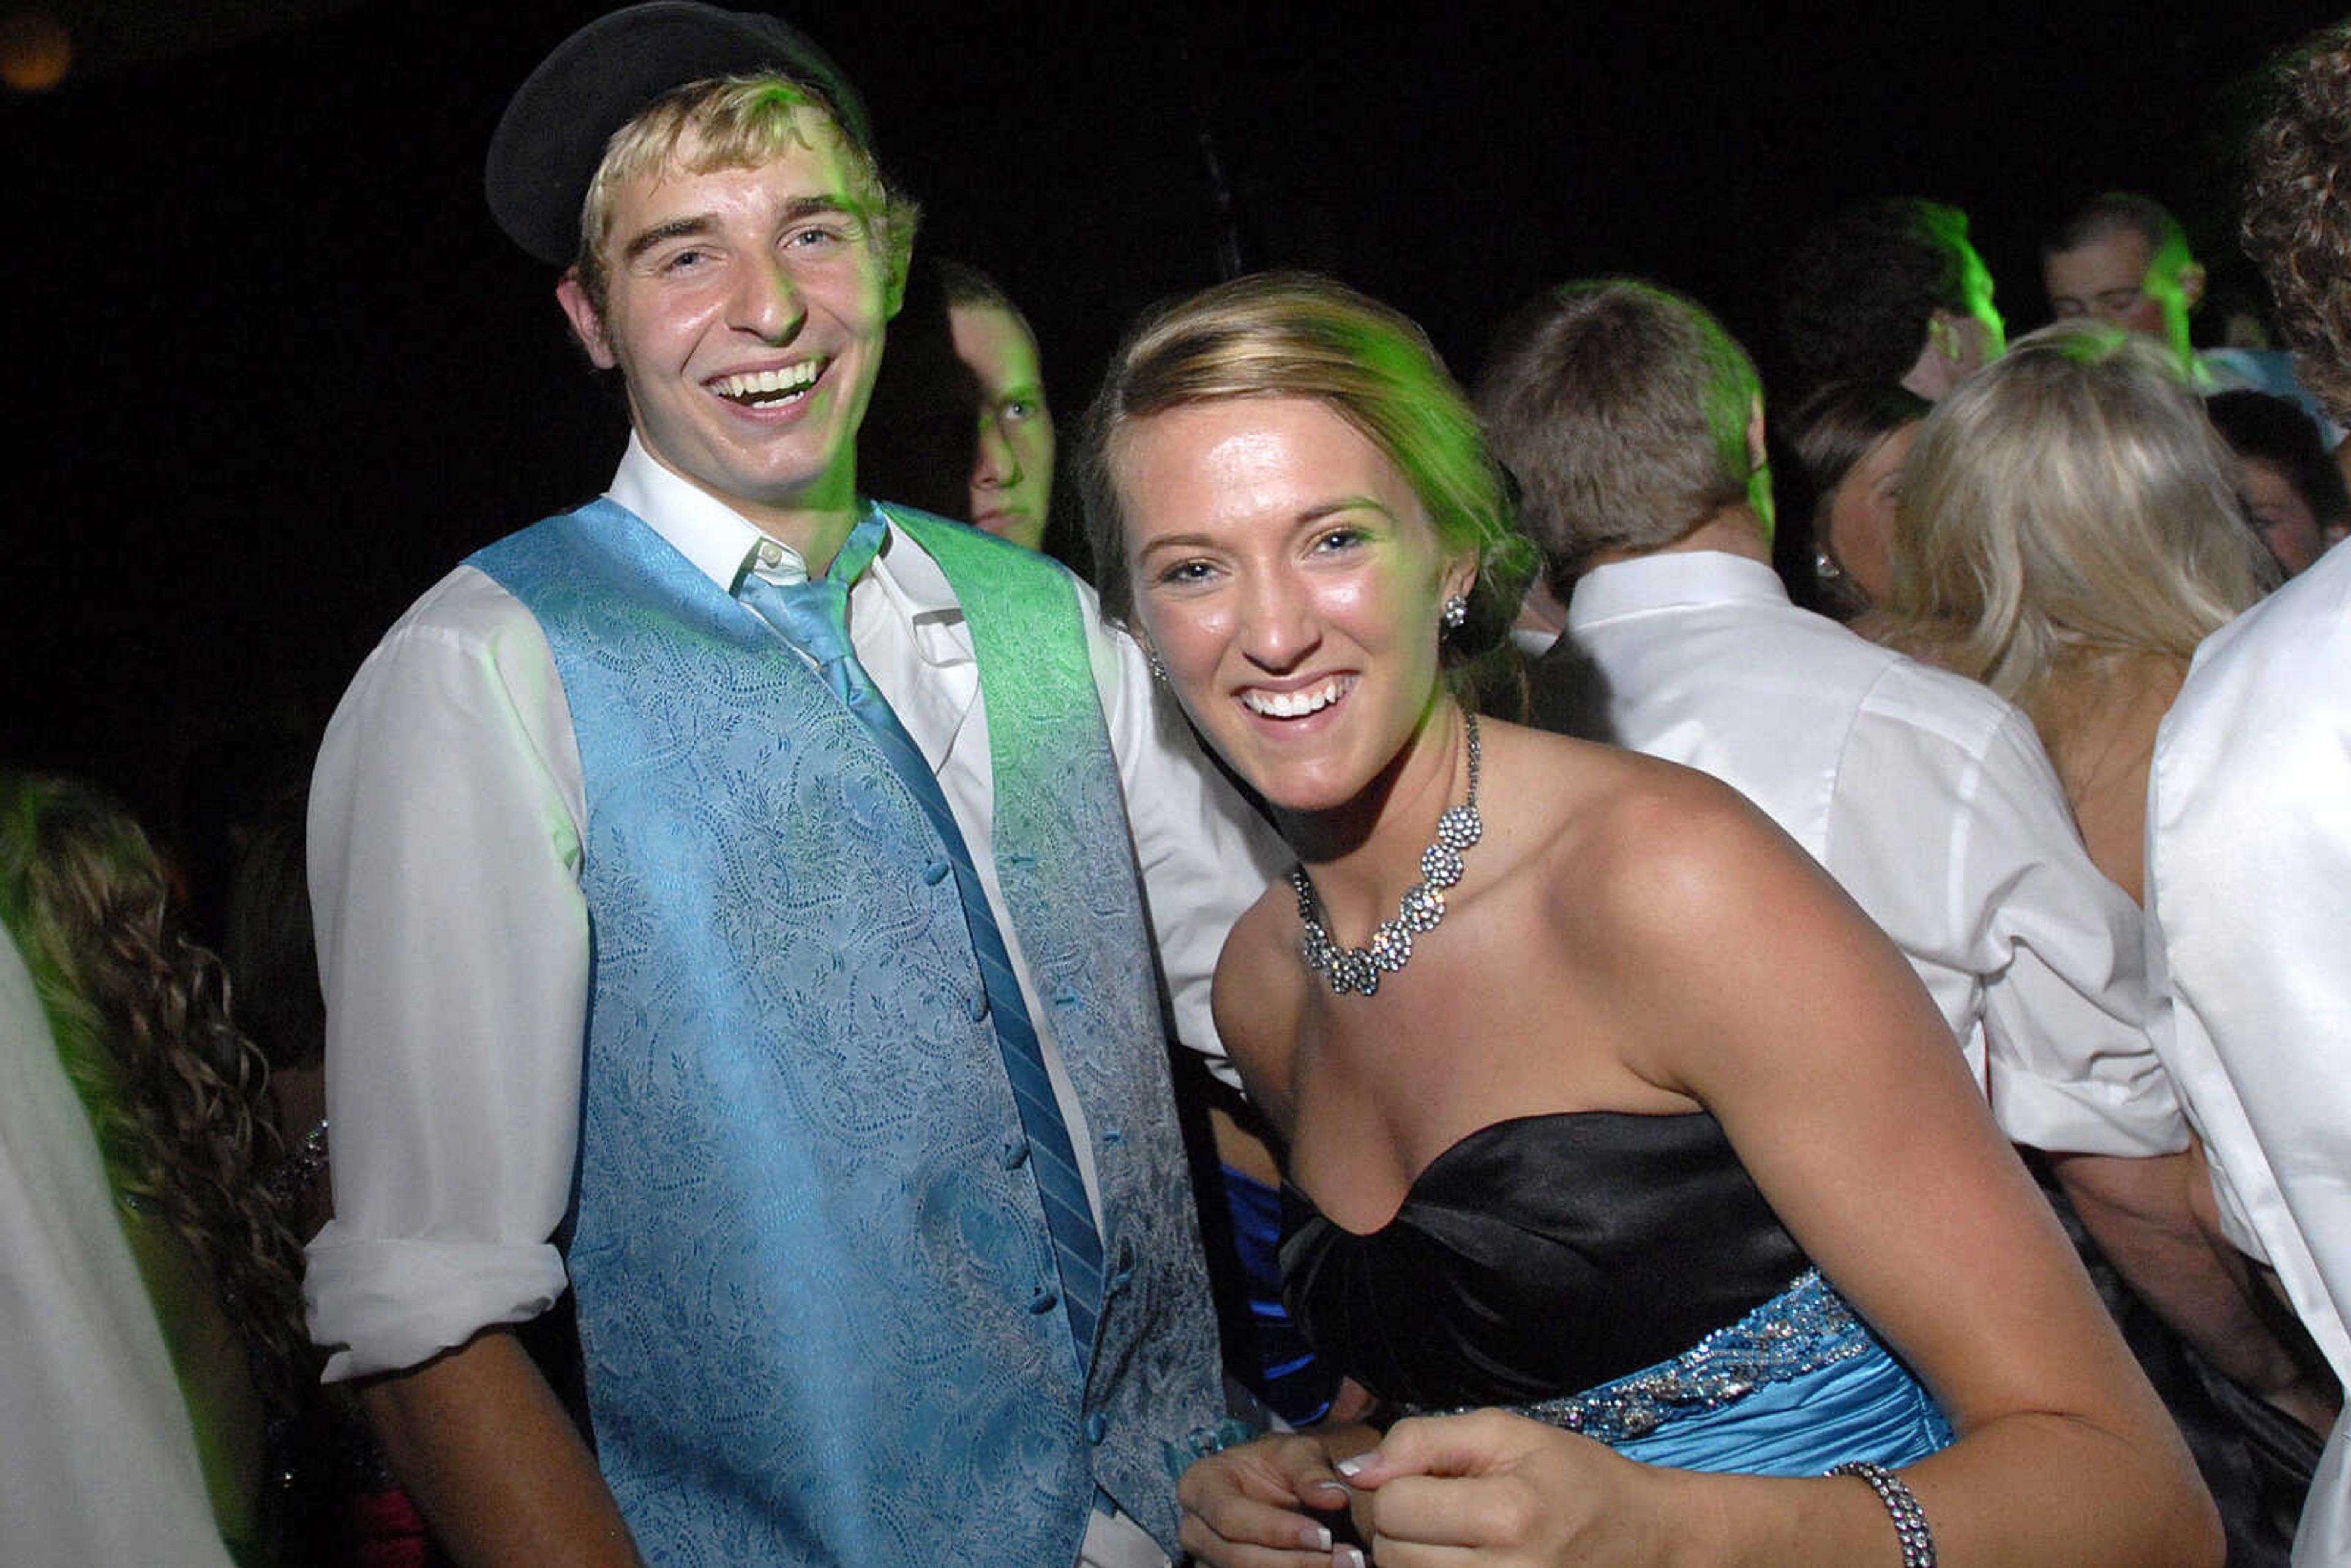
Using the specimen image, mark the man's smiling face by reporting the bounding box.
[558,108,893,548]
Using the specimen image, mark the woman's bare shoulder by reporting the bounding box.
[1485,721,1796,896]
[1485,723,1858,1006]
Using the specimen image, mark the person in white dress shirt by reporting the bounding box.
[1478,276,2331,1441]
[2150,23,2351,1561]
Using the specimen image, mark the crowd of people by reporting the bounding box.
[6,4,2349,1566]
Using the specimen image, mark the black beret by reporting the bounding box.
[484,2,870,267]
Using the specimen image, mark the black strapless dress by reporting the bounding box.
[1281,1110,1954,1471]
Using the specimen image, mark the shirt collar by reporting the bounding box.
[605,437,945,595]
[1566,550,1791,631]
[603,436,972,664]
[607,435,801,590]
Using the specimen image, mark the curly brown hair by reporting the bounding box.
[0,773,312,1414]
[2243,20,2351,426]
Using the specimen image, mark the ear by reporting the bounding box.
[1442,551,1479,610]
[1745,392,1769,473]
[1926,311,1963,362]
[555,272,620,370]
[884,249,910,321]
[2178,262,2207,313]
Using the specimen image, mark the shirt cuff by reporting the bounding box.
[306,1227,569,1381]
[1984,1062,2190,1159]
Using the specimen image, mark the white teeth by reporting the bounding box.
[718,362,821,403]
[1241,676,1351,718]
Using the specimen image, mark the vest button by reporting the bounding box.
[1000,1136,1030,1170]
[1085,1411,1110,1444]
[924,858,953,885]
[1029,1286,1059,1314]
[970,991,989,1022]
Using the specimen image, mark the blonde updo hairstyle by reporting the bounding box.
[1886,323,2270,702]
[1082,271,1540,669]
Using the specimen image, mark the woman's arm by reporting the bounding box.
[1352,773,2216,1566]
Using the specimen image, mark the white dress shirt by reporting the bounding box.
[2147,543,2351,1564]
[305,436,1283,1384]
[0,931,233,1567]
[1553,552,2184,1157]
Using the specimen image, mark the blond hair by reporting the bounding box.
[1886,323,2268,702]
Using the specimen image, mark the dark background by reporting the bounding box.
[2,0,2338,839]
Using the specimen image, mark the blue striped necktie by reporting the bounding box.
[736,512,1103,1368]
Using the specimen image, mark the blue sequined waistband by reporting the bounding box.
[1406,1268,1872,1445]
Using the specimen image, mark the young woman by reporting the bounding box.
[1882,325,2271,904]
[1779,381,1931,620]
[1083,274,2215,1566]
[0,773,310,1564]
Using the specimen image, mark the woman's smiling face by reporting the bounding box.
[1115,396,1472,816]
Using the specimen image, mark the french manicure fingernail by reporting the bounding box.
[1304,1523,1332,1550]
[1337,1548,1367,1567]
[1335,1454,1368,1477]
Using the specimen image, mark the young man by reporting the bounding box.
[1777,197,2006,401]
[2042,192,2207,372]
[302,7,1275,1564]
[2043,190,2344,442]
[2153,23,2351,1560]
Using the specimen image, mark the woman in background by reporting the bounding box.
[0,773,310,1566]
[1777,380,1930,620]
[2206,388,2349,578]
[1883,325,2270,903]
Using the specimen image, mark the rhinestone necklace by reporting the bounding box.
[1291,712,1482,997]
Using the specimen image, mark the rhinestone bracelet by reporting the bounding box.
[1827,1460,1935,1567]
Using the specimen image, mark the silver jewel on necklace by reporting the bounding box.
[1292,712,1482,997]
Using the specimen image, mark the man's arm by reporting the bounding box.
[1890,694,2332,1422]
[2053,1146,2341,1436]
[361,1330,642,1568]
[306,571,609,1559]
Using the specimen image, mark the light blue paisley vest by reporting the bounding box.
[471,500,1221,1567]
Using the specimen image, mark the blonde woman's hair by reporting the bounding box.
[572,73,920,325]
[1886,323,2270,702]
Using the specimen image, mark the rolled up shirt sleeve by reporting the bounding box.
[304,566,590,1381]
[1830,679,2184,1158]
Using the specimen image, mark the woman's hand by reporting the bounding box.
[1178,1428,1373,1567]
[1337,1411,1682,1567]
